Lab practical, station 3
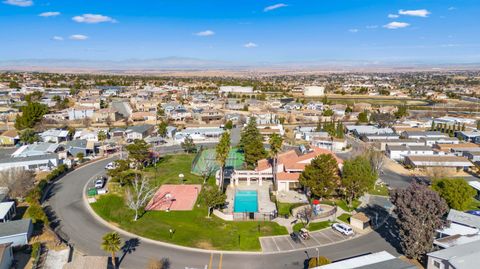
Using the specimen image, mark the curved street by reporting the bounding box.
[47,157,400,269]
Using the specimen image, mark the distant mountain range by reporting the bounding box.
[1,57,479,73]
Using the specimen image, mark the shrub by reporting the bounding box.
[308,256,331,268]
[31,242,41,259]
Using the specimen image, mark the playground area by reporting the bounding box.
[146,184,202,211]
[191,148,245,175]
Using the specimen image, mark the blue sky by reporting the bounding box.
[1,0,479,64]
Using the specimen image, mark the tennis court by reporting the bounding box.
[146,184,202,211]
[191,148,244,175]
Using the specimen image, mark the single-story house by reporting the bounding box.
[125,125,154,140]
[427,240,480,269]
[11,143,60,158]
[346,125,394,138]
[420,137,459,146]
[39,129,69,143]
[456,131,480,143]
[0,219,32,246]
[433,143,480,155]
[363,133,400,142]
[435,209,480,248]
[0,243,13,269]
[0,130,18,146]
[0,202,15,223]
[68,107,94,120]
[0,153,60,171]
[375,139,424,151]
[64,139,91,157]
[404,155,473,170]
[386,145,435,162]
[463,151,480,163]
[401,131,448,140]
[174,127,224,143]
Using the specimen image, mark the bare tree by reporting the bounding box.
[366,149,386,176]
[200,161,216,185]
[0,168,35,199]
[425,167,453,180]
[126,175,157,221]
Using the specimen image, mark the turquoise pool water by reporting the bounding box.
[234,190,258,213]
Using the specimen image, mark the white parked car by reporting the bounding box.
[105,162,116,170]
[332,223,354,236]
[94,178,105,189]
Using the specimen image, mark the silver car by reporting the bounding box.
[332,223,354,236]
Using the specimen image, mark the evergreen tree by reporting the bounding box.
[299,154,340,199]
[101,232,122,268]
[239,117,267,168]
[14,102,48,130]
[215,132,230,190]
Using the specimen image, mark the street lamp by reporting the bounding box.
[316,248,319,266]
[178,173,184,184]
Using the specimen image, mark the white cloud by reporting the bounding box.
[398,9,431,17]
[69,34,88,40]
[195,30,215,37]
[264,3,287,12]
[388,14,399,19]
[349,29,359,33]
[3,0,33,7]
[366,25,378,29]
[52,36,64,41]
[244,42,258,48]
[383,21,410,29]
[72,14,117,24]
[39,11,60,17]
[448,7,457,11]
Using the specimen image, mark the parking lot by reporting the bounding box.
[260,228,357,253]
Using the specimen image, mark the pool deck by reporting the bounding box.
[224,182,276,214]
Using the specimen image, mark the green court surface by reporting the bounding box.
[191,148,244,175]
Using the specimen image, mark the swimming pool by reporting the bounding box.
[234,190,258,213]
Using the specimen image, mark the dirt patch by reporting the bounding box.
[195,240,215,250]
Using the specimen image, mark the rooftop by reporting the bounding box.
[448,209,480,229]
[0,218,31,237]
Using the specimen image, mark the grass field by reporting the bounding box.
[368,184,390,197]
[322,200,360,213]
[293,221,333,232]
[93,153,287,251]
[276,202,307,216]
[337,213,351,223]
[92,194,287,250]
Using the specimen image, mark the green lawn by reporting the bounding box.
[322,200,360,213]
[368,184,390,197]
[293,221,333,232]
[276,202,306,216]
[337,213,351,223]
[92,194,287,251]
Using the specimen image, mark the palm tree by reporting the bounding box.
[215,132,230,190]
[269,133,283,191]
[98,130,107,156]
[101,231,122,268]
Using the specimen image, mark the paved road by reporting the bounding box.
[47,158,400,269]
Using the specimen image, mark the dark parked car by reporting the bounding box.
[290,232,301,243]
